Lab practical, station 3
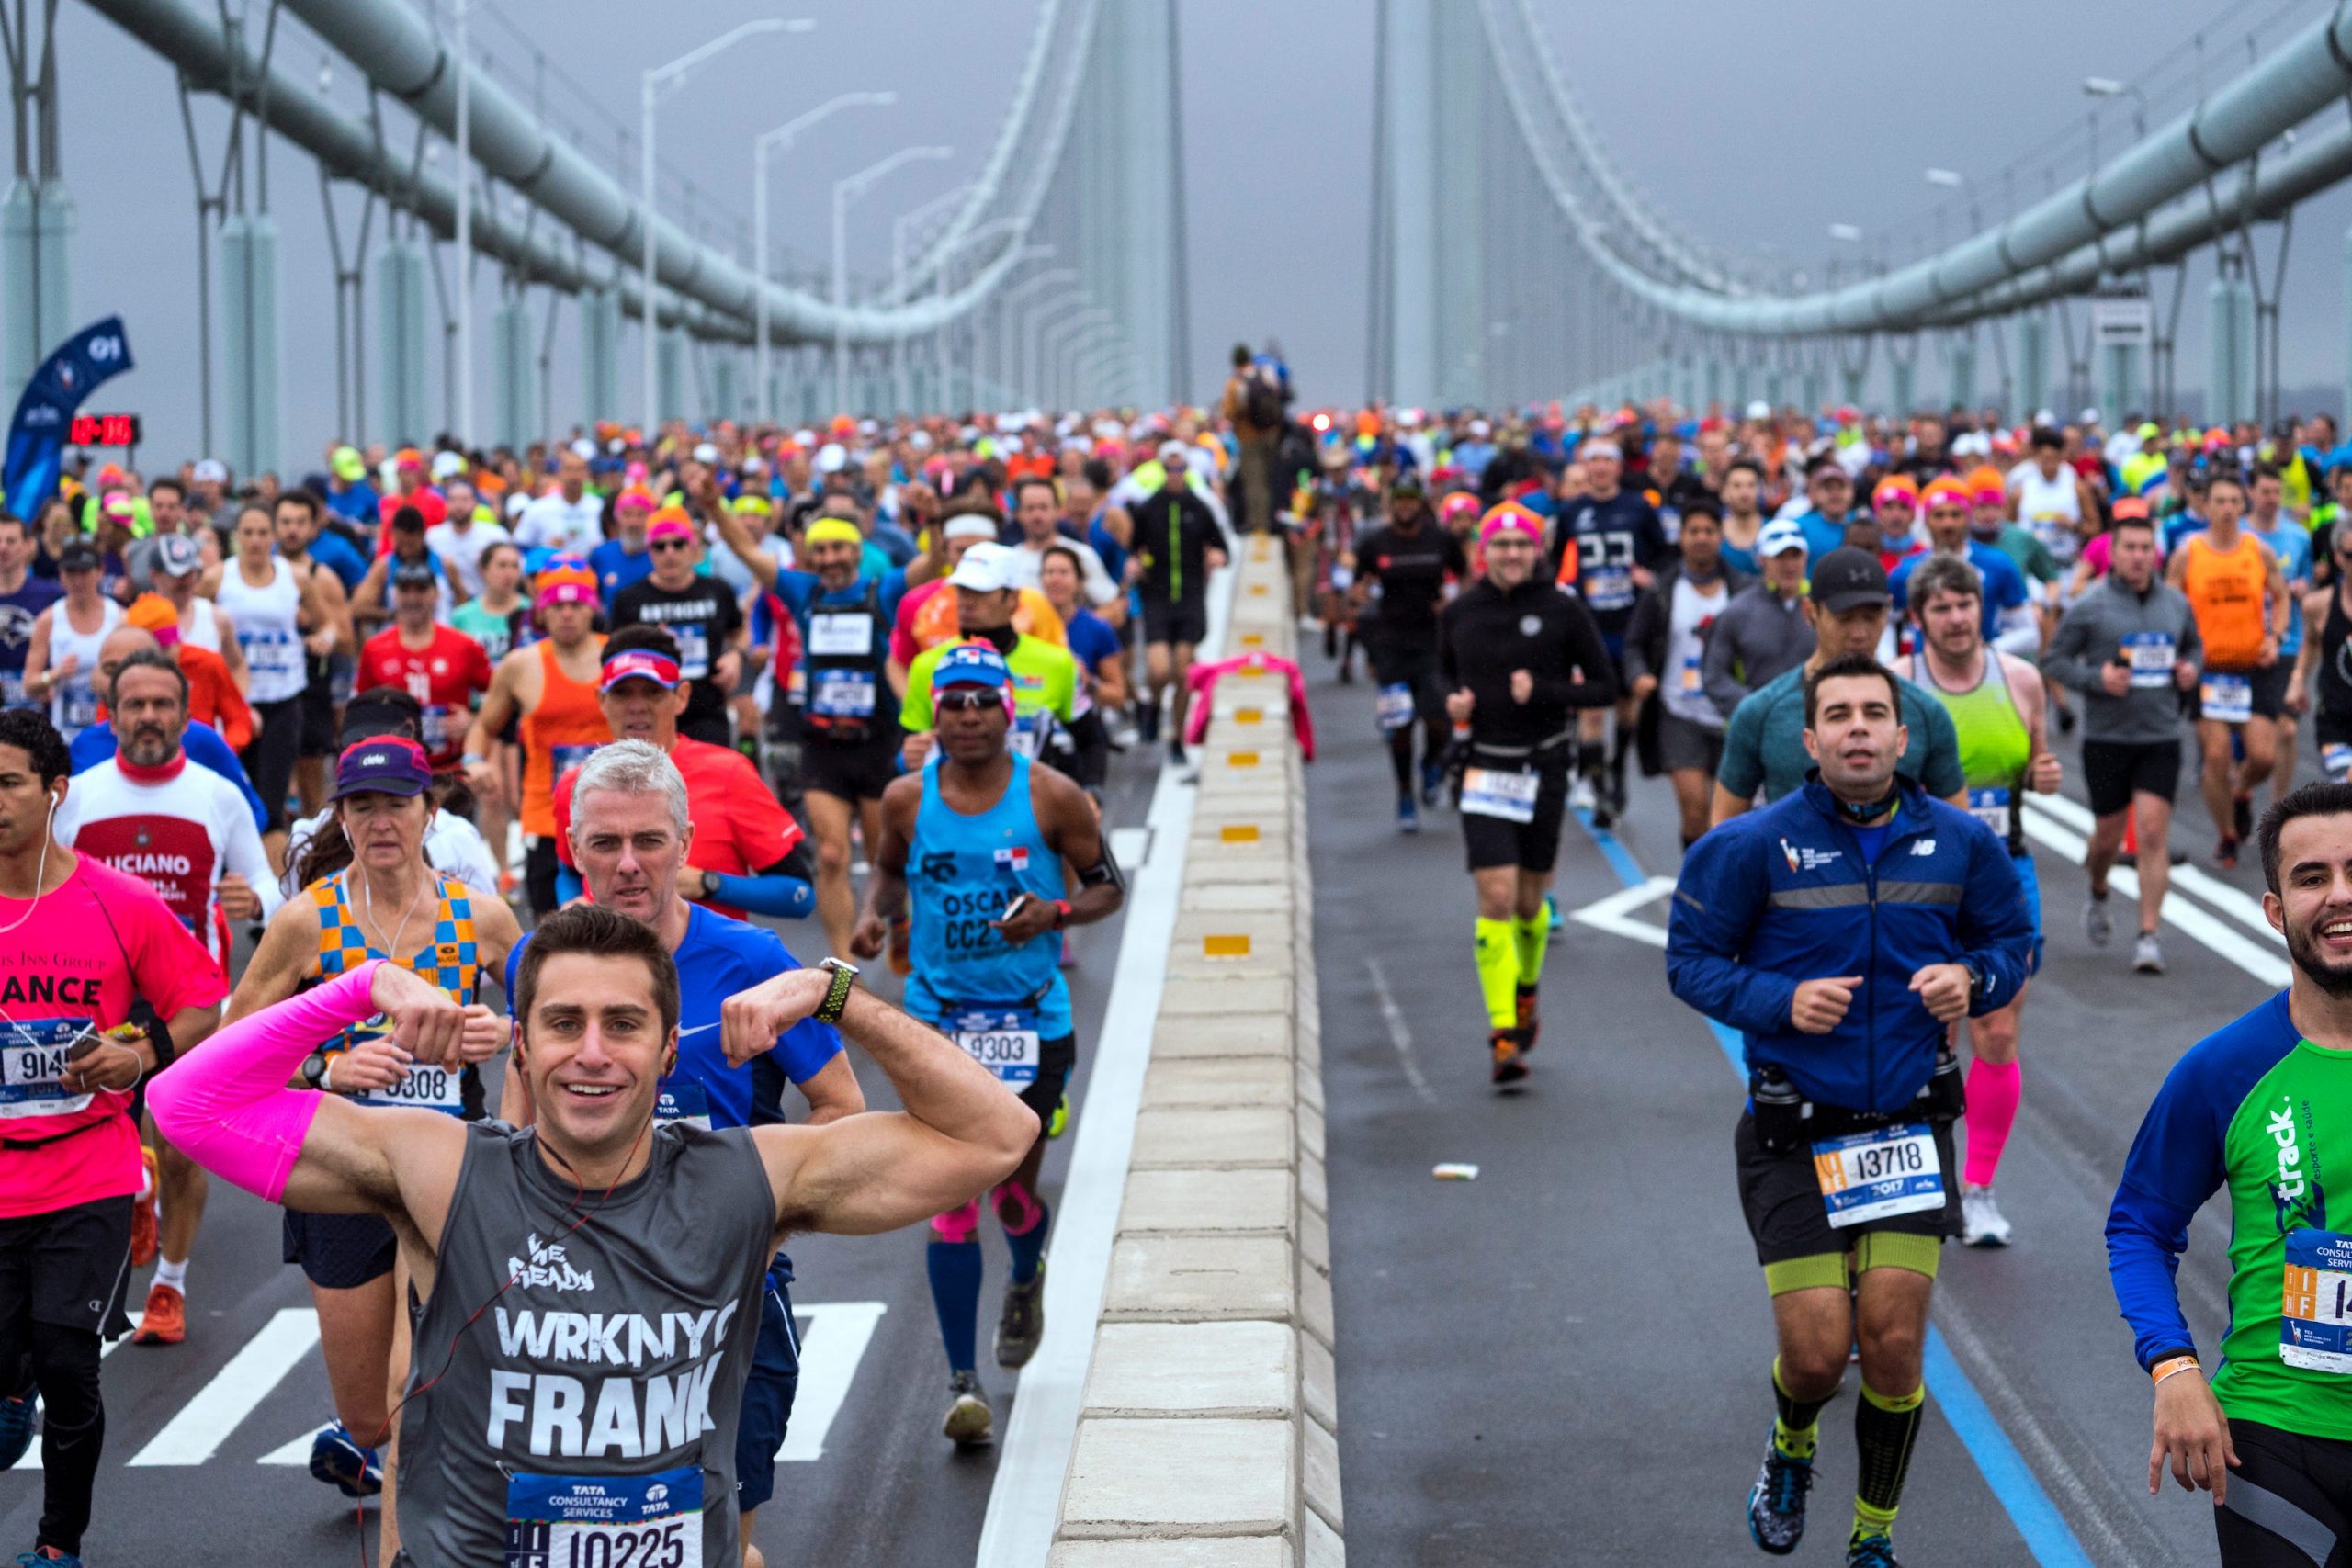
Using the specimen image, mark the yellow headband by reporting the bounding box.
[804,518,863,548]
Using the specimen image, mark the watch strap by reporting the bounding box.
[814,964,856,1025]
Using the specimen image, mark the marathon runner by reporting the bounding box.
[850,640,1125,1443]
[1905,556,2064,1247]
[0,708,223,1568]
[0,512,62,712]
[210,502,341,867]
[145,898,1035,1567]
[1889,478,2035,655]
[1348,473,1468,832]
[2246,466,2313,800]
[1552,437,1667,825]
[1437,502,1617,1085]
[610,509,747,749]
[2107,781,2352,1565]
[1668,652,2034,1568]
[519,739,860,1568]
[1623,497,1739,850]
[286,687,503,900]
[1701,518,1813,716]
[1713,547,1968,823]
[462,562,609,917]
[22,539,123,744]
[2293,519,2352,783]
[53,646,280,1348]
[356,564,494,776]
[2168,471,2290,868]
[68,624,267,835]
[2044,504,2202,973]
[899,547,1081,779]
[1036,543,1125,797]
[1129,443,1229,765]
[271,489,360,827]
[229,736,519,1516]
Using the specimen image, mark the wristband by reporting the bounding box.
[814,957,859,1025]
[1051,898,1071,931]
[462,752,489,767]
[2151,1355,2201,1388]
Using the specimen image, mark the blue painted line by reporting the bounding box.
[1573,810,2095,1568]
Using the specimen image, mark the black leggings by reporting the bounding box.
[2217,1419,2352,1565]
[3,1322,104,1556]
[241,695,305,834]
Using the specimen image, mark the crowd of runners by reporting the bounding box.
[4,357,2352,1564]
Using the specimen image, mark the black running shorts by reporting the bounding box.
[1459,759,1572,874]
[0,1196,133,1337]
[2215,1419,2352,1566]
[2081,739,2184,817]
[1734,1110,1960,1268]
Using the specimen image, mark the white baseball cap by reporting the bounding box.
[945,541,1014,592]
[1758,517,1808,558]
[570,438,596,460]
[191,457,228,484]
[1746,400,1772,420]
[815,442,849,474]
[693,442,719,464]
[430,450,466,481]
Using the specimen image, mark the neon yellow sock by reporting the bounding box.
[1852,1382,1927,1541]
[1512,911,1550,979]
[1474,918,1520,1030]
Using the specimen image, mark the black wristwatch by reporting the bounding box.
[700,869,720,901]
[814,957,859,1025]
[301,1051,331,1089]
[1961,960,1987,1001]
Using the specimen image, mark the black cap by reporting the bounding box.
[57,538,100,572]
[391,560,438,592]
[1809,547,1890,614]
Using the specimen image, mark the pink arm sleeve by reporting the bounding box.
[147,960,382,1203]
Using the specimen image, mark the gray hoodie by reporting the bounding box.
[2041,571,2203,745]
[1701,580,1813,721]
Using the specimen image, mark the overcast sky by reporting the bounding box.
[30,0,2352,468]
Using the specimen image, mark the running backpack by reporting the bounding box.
[1243,366,1283,428]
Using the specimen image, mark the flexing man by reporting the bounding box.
[2045,507,2203,973]
[1350,473,1468,832]
[148,901,1034,1567]
[2108,782,2352,1565]
[852,640,1124,1443]
[522,740,860,1568]
[1439,503,1618,1084]
[2169,470,2290,867]
[1669,654,2033,1568]
[1905,556,2063,1247]
[0,709,222,1568]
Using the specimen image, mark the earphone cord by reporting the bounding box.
[0,796,58,937]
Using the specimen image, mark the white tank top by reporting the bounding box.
[216,556,306,702]
[180,595,221,654]
[48,596,123,739]
[1661,573,1729,728]
[2014,464,2082,563]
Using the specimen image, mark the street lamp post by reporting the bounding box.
[644,17,810,432]
[2084,76,2148,139]
[833,144,955,415]
[455,0,471,444]
[755,90,896,424]
[891,184,973,412]
[926,219,1029,411]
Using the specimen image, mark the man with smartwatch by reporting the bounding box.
[1668,652,2033,1568]
[850,640,1125,1447]
[2108,781,2352,1564]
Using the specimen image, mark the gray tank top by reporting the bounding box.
[392,1120,775,1568]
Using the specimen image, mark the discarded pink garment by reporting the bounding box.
[1182,652,1316,760]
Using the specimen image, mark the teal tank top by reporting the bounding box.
[903,750,1073,1037]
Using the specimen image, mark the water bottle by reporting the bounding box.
[1919,1045,1965,1122]
[1751,1066,1807,1155]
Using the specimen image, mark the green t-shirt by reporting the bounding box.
[899,635,1078,733]
[1715,662,1966,805]
[1992,524,2061,587]
[2112,994,2352,1438]
[451,599,523,665]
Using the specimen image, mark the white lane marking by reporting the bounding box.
[975,562,1230,1568]
[2018,807,2290,987]
[21,1314,138,1471]
[775,1301,888,1462]
[2025,793,2282,944]
[1566,875,1678,951]
[1364,957,1437,1105]
[254,1427,318,1467]
[1108,825,1150,871]
[128,1308,321,1466]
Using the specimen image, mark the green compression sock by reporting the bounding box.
[1474,917,1520,1030]
[1512,910,1550,978]
[1771,1357,1828,1461]
[1852,1382,1927,1541]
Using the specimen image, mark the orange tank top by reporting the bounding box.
[2181,532,2269,669]
[519,637,610,836]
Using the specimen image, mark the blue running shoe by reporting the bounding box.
[17,1550,82,1566]
[1746,1433,1814,1555]
[0,1391,35,1472]
[1397,795,1419,834]
[1846,1534,1900,1567]
[1545,893,1562,932]
[308,1420,383,1498]
[1419,761,1445,808]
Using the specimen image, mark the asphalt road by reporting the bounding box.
[1311,640,2293,1568]
[0,748,1160,1568]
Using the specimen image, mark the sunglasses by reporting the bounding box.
[650,538,693,553]
[935,689,1001,715]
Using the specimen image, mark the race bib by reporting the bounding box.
[551,743,599,782]
[421,704,454,750]
[350,1055,465,1115]
[1583,568,1633,611]
[504,1465,700,1568]
[1461,766,1539,823]
[652,1079,712,1132]
[2324,743,2352,784]
[1813,1123,1943,1229]
[1967,786,2011,836]
[2284,1229,2352,1372]
[950,1007,1041,1088]
[0,669,21,706]
[808,612,874,658]
[0,1018,95,1120]
[1678,654,1702,694]
[1374,681,1416,733]
[329,654,356,705]
[812,671,876,719]
[59,676,98,731]
[673,624,710,680]
[245,626,303,682]
[2120,631,2176,689]
[2201,673,2253,725]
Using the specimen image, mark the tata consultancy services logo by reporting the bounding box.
[507,1233,594,1292]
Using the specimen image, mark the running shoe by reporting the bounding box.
[943,1371,994,1447]
[1167,739,1187,768]
[307,1420,383,1497]
[0,1391,35,1472]
[130,1145,160,1269]
[1745,1432,1815,1556]
[16,1548,82,1566]
[1047,1093,1069,1139]
[130,1282,184,1347]
[1847,1532,1901,1567]
[1419,761,1445,808]
[1396,795,1419,834]
[1489,1031,1529,1088]
[1569,774,1597,815]
[2082,897,2112,949]
[2233,792,2255,842]
[1136,701,1161,743]
[995,1263,1046,1370]
[2133,933,2165,975]
[2213,835,2240,870]
[1514,985,1540,1049]
[1961,1187,2013,1247]
[1545,893,1562,932]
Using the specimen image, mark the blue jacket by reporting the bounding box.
[1666,776,2033,1114]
